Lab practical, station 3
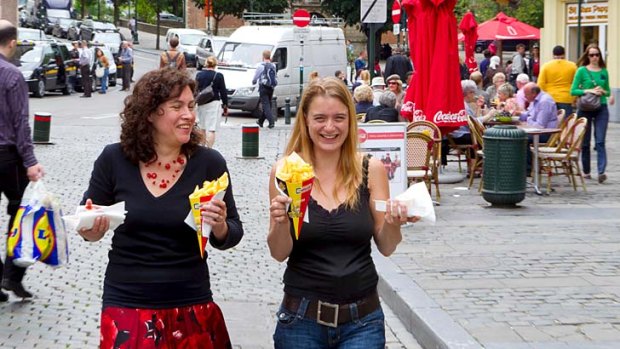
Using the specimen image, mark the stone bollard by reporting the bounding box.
[33,112,52,144]
[284,97,291,125]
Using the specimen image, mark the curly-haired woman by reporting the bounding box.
[79,68,243,348]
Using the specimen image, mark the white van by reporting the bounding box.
[216,25,347,113]
[164,28,208,67]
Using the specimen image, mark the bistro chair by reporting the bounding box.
[537,117,588,192]
[366,119,387,124]
[406,132,434,193]
[467,116,485,191]
[407,121,442,202]
[356,113,366,123]
[539,113,575,152]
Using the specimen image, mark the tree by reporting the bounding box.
[455,0,543,28]
[191,0,287,35]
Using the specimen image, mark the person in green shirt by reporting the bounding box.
[570,44,613,184]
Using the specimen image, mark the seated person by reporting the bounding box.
[365,91,400,122]
[353,85,375,114]
[496,83,522,116]
[442,80,496,167]
[519,82,559,172]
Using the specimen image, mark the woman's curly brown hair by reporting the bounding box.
[120,68,203,164]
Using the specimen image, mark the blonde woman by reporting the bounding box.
[353,84,374,114]
[486,72,506,103]
[195,56,228,147]
[268,77,419,348]
[497,83,521,115]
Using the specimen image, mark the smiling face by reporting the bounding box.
[305,95,350,156]
[149,86,196,149]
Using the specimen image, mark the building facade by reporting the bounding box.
[542,0,619,122]
[0,0,19,25]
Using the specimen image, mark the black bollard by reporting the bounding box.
[284,97,291,125]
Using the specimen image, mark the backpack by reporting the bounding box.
[165,51,179,68]
[259,62,277,88]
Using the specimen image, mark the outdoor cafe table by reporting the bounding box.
[519,126,562,195]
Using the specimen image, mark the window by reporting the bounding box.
[273,47,287,70]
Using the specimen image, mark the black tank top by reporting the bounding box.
[283,155,378,303]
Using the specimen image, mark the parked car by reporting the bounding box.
[164,28,208,67]
[159,12,183,22]
[51,17,74,38]
[18,28,49,42]
[196,36,227,70]
[475,39,532,53]
[91,30,124,57]
[67,20,82,41]
[67,43,118,92]
[15,41,77,97]
[80,19,111,41]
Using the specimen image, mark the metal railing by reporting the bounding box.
[242,12,343,27]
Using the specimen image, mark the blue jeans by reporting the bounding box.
[579,105,609,175]
[556,103,573,118]
[273,297,385,349]
[101,68,109,93]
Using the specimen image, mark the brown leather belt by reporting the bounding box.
[282,292,380,328]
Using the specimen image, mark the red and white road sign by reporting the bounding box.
[293,9,311,27]
[391,0,401,24]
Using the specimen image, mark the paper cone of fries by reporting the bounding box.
[188,172,229,258]
[275,152,315,240]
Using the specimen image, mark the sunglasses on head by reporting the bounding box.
[589,53,600,57]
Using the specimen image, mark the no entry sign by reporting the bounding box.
[392,0,401,24]
[293,9,311,27]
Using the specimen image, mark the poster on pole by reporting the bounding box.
[358,122,408,197]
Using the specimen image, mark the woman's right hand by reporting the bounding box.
[78,199,110,242]
[270,195,292,224]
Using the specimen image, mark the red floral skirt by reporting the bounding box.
[100,302,231,349]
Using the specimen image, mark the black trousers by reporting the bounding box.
[0,146,29,283]
[80,64,92,96]
[122,62,132,90]
[258,85,274,126]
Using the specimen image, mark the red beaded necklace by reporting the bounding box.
[144,156,186,189]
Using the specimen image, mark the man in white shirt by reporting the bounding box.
[79,40,93,98]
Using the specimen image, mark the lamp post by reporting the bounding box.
[577,0,583,58]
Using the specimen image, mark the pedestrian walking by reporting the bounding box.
[159,36,186,70]
[509,44,527,86]
[383,47,413,83]
[128,16,136,40]
[79,40,92,97]
[571,44,613,183]
[94,48,109,94]
[78,68,243,348]
[119,41,133,91]
[0,20,45,302]
[196,56,228,148]
[251,49,277,128]
[538,45,577,116]
[268,77,419,348]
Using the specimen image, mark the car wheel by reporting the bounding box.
[34,78,45,98]
[475,46,482,54]
[196,61,203,70]
[110,73,117,86]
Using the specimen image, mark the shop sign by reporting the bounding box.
[567,2,608,24]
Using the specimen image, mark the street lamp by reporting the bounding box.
[577,0,583,58]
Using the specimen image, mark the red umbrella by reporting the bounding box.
[477,12,540,40]
[400,0,466,134]
[459,11,478,73]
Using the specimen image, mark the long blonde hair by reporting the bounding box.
[285,77,363,209]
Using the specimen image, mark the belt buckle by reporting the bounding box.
[317,300,339,328]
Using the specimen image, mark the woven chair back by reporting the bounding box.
[407,121,442,142]
[406,132,433,171]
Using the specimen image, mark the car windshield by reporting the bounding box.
[212,39,226,54]
[218,42,273,68]
[93,22,107,30]
[18,29,45,41]
[47,9,70,18]
[93,32,121,44]
[58,18,73,26]
[16,46,43,64]
[180,34,205,46]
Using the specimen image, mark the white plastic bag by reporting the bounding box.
[7,180,70,267]
[374,182,436,224]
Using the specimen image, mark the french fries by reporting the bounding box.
[275,152,315,240]
[188,172,229,258]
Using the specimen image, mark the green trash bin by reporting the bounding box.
[241,124,259,157]
[482,125,528,206]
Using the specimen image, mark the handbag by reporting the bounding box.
[577,69,602,111]
[95,65,105,78]
[196,72,218,106]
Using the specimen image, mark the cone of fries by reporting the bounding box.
[275,152,315,240]
[187,173,229,258]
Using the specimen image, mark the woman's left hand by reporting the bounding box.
[201,199,227,231]
[384,199,421,226]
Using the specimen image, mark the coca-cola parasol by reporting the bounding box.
[459,11,478,73]
[477,12,540,40]
[401,0,466,134]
